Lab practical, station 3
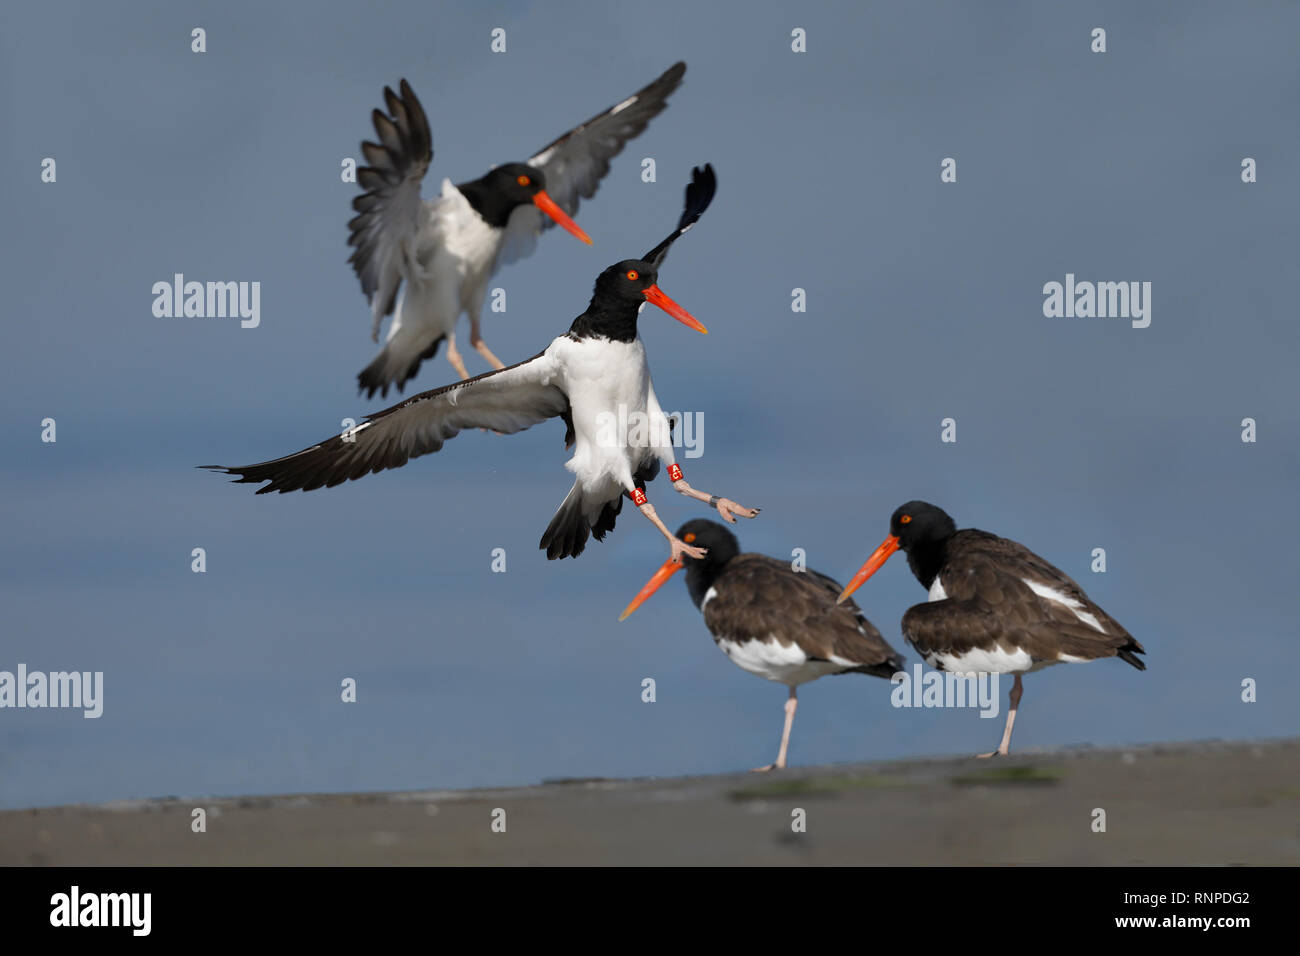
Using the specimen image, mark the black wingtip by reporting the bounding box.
[644,163,717,265]
[678,163,717,232]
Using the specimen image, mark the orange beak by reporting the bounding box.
[644,284,708,334]
[836,535,900,604]
[618,558,685,621]
[532,190,592,244]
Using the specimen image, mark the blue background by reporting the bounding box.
[2,0,1296,809]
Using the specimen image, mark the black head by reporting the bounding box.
[481,162,547,206]
[571,258,707,342]
[593,259,658,303]
[674,519,741,610]
[459,163,591,242]
[618,518,740,621]
[836,500,957,605]
[889,501,957,553]
[674,519,740,570]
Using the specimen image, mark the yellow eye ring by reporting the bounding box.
[626,270,639,281]
[900,515,912,524]
[516,174,530,186]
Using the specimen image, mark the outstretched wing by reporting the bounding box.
[346,79,434,330]
[644,163,716,266]
[498,62,687,265]
[203,351,567,494]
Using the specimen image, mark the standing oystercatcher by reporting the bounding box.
[205,165,758,562]
[836,501,1146,757]
[349,62,687,396]
[620,520,905,771]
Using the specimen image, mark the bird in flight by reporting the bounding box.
[348,62,687,397]
[205,165,758,563]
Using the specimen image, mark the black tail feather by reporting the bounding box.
[357,335,443,400]
[1118,644,1147,671]
[540,490,591,560]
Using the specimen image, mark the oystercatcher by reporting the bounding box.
[204,165,758,562]
[836,501,1146,757]
[349,62,687,396]
[620,520,905,771]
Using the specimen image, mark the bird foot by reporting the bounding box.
[669,537,707,563]
[714,498,761,524]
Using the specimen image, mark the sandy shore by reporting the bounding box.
[4,738,1297,865]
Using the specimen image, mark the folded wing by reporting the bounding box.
[704,555,905,674]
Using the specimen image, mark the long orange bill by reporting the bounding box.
[618,558,685,621]
[644,284,708,334]
[836,535,900,604]
[532,190,592,244]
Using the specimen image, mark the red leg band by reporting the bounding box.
[667,463,683,482]
[632,488,648,507]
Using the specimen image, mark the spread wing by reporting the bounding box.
[202,351,568,494]
[346,79,434,333]
[498,62,687,265]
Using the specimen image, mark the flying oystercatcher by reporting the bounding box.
[205,165,758,562]
[620,520,905,771]
[837,501,1146,757]
[349,62,687,396]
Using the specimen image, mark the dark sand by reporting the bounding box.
[5,739,1297,865]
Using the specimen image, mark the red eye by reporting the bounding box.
[516,174,530,186]
[626,270,639,281]
[900,515,912,524]
[684,532,696,543]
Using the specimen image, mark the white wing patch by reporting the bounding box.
[1021,578,1105,632]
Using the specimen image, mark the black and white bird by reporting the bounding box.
[620,520,905,771]
[837,501,1146,757]
[205,165,757,562]
[348,62,687,396]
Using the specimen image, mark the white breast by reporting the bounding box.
[553,335,669,490]
[431,181,504,305]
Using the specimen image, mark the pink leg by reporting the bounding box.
[978,674,1023,758]
[445,332,470,380]
[753,687,798,772]
[637,499,707,561]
